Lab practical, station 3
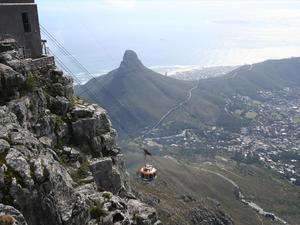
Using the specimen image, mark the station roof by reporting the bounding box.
[0,0,34,3]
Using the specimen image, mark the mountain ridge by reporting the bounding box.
[75,50,195,138]
[76,51,300,139]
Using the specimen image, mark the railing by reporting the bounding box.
[26,55,55,71]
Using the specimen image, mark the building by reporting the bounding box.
[0,0,43,58]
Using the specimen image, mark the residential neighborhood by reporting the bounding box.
[140,87,300,186]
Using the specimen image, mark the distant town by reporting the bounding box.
[139,87,300,186]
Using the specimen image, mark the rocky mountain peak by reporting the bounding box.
[119,50,144,71]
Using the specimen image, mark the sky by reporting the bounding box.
[36,0,300,80]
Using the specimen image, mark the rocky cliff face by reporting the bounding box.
[0,48,161,225]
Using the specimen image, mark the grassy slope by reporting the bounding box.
[76,65,195,136]
[166,57,300,131]
[76,57,300,137]
[125,152,300,225]
[196,57,300,99]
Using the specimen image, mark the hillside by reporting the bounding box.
[125,152,300,225]
[76,52,300,140]
[196,57,300,100]
[0,47,161,225]
[75,50,196,137]
[75,50,219,138]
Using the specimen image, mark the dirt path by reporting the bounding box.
[150,80,199,131]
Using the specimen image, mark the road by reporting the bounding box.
[150,64,253,130]
[150,80,199,131]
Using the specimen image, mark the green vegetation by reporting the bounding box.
[271,112,282,120]
[252,100,262,105]
[68,96,79,107]
[292,116,300,123]
[23,73,42,92]
[46,83,63,97]
[90,203,109,220]
[0,152,24,205]
[102,192,111,200]
[234,109,243,116]
[55,115,64,130]
[127,141,140,148]
[126,153,300,225]
[70,159,90,183]
[76,55,300,139]
[74,53,197,138]
[245,111,257,119]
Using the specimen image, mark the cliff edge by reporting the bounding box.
[0,45,161,225]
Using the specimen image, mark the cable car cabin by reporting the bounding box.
[139,164,157,181]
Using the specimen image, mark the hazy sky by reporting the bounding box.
[36,0,300,77]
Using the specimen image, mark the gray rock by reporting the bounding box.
[0,138,10,153]
[9,129,40,149]
[90,158,122,194]
[0,48,161,225]
[0,203,28,225]
[71,105,94,119]
[0,50,24,72]
[189,207,234,225]
[62,146,81,162]
[29,89,47,121]
[64,84,74,99]
[5,148,34,187]
[0,126,9,139]
[39,136,53,147]
[127,199,158,225]
[34,114,56,138]
[0,165,6,188]
[49,96,71,117]
[112,210,125,223]
[9,99,28,126]
[101,215,113,225]
[0,63,25,99]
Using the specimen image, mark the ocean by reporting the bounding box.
[36,0,300,83]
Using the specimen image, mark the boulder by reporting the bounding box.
[0,165,6,188]
[5,148,34,187]
[29,89,47,121]
[0,203,28,225]
[0,63,25,100]
[9,99,28,126]
[34,114,56,138]
[90,158,122,194]
[189,207,234,225]
[0,126,9,140]
[62,146,81,162]
[0,50,24,72]
[71,105,94,119]
[127,199,158,225]
[0,139,10,153]
[0,48,161,225]
[49,96,70,117]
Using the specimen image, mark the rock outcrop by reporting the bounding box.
[190,207,234,225]
[0,48,161,225]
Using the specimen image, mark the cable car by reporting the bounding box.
[137,148,157,182]
[139,164,157,181]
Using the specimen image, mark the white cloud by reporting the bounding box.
[211,46,300,66]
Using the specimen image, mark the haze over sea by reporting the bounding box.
[37,0,300,82]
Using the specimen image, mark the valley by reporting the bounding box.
[137,86,300,186]
[76,51,300,225]
[125,153,300,225]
